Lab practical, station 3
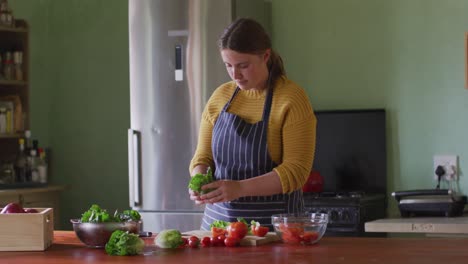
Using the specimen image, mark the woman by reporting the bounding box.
[189,18,316,230]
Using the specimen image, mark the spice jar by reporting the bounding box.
[0,107,6,134]
[3,51,13,80]
[13,51,23,81]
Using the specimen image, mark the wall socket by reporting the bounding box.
[433,155,458,181]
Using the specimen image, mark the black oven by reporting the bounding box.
[307,109,387,237]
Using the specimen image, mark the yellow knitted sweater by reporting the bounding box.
[189,76,316,193]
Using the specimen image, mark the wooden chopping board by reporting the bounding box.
[182,230,280,246]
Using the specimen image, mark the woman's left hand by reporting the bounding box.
[199,180,242,203]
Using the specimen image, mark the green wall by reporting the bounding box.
[272,0,468,215]
[9,0,468,229]
[11,0,129,229]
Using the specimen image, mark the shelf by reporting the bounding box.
[0,25,28,33]
[0,80,27,86]
[0,133,22,139]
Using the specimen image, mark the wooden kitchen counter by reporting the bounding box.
[1,231,468,264]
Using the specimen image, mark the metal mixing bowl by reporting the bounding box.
[70,219,142,248]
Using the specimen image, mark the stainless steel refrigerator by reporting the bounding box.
[128,0,271,232]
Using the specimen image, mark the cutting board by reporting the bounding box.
[182,230,280,246]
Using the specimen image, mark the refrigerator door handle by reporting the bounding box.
[128,129,141,207]
[175,44,183,81]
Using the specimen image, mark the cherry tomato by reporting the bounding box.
[211,227,226,238]
[201,236,211,247]
[251,225,269,237]
[188,236,199,243]
[179,237,189,248]
[300,231,319,244]
[224,236,240,247]
[227,221,248,240]
[210,236,221,247]
[188,236,200,248]
[217,235,226,246]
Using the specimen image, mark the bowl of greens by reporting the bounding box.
[71,204,142,248]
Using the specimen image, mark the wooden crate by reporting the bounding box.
[0,208,54,251]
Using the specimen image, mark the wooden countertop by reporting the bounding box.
[1,231,468,263]
[365,216,468,234]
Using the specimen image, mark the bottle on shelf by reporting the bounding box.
[0,0,13,28]
[13,51,23,81]
[32,139,39,153]
[3,51,13,80]
[0,53,3,80]
[24,130,32,181]
[0,0,8,27]
[5,108,11,133]
[29,149,39,182]
[0,107,6,133]
[37,147,48,184]
[24,129,32,153]
[14,138,27,182]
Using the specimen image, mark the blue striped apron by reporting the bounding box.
[201,86,304,231]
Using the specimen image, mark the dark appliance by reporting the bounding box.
[392,189,467,217]
[304,109,387,237]
[304,192,386,237]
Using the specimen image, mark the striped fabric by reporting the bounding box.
[201,87,304,231]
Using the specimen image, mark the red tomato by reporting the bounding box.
[300,231,319,244]
[188,236,200,248]
[251,225,269,237]
[179,237,188,248]
[211,227,226,238]
[201,236,211,247]
[224,236,240,247]
[227,221,248,240]
[217,235,226,246]
[279,223,305,244]
[211,236,224,247]
[188,236,199,243]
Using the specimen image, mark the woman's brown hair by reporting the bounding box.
[218,18,285,88]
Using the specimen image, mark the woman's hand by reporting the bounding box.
[188,189,205,205]
[199,180,243,203]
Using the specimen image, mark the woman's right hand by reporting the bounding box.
[189,189,204,205]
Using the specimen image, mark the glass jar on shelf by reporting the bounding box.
[0,107,6,133]
[3,51,13,80]
[13,51,23,81]
[0,53,3,80]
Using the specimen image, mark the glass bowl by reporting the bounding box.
[271,213,328,245]
[70,219,142,248]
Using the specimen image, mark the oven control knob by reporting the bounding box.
[342,211,351,221]
[330,211,339,221]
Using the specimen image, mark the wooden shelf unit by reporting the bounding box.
[0,19,29,163]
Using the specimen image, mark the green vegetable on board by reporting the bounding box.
[105,230,145,256]
[154,229,184,249]
[210,220,230,229]
[188,167,214,194]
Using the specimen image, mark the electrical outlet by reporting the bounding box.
[433,155,458,181]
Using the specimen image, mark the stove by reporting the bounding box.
[303,191,387,237]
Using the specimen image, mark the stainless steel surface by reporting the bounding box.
[139,212,204,232]
[400,195,464,204]
[128,0,271,232]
